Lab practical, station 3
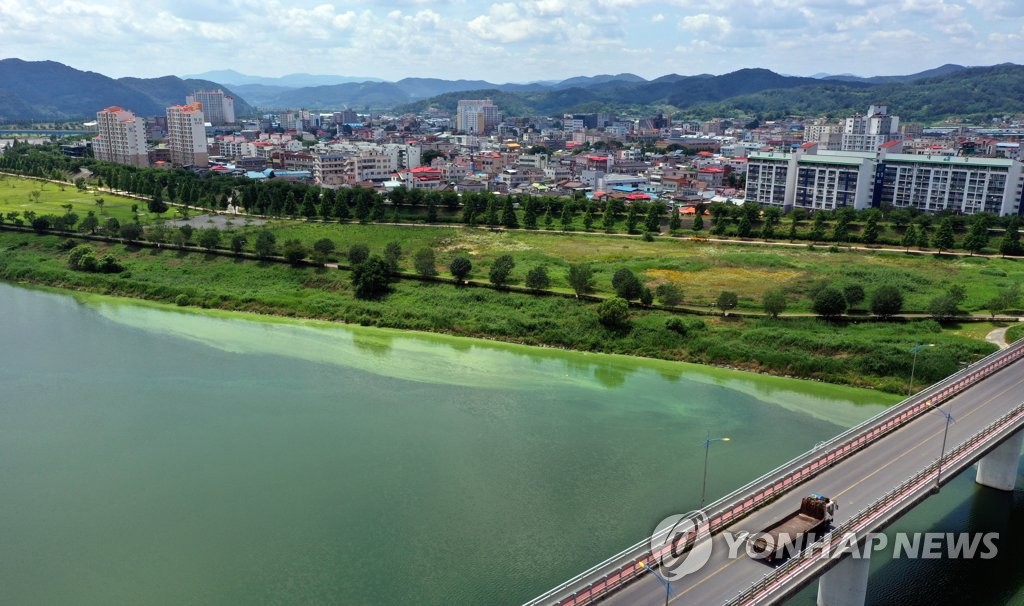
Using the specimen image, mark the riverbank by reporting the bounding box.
[0,230,996,392]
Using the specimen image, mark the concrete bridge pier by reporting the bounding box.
[976,429,1024,491]
[817,551,871,606]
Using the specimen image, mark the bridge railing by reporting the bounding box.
[524,338,1024,606]
[726,400,1024,606]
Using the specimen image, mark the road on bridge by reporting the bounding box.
[601,356,1024,606]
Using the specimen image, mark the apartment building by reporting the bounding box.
[166,103,209,167]
[93,106,149,167]
[746,143,1024,215]
[456,99,501,135]
[841,103,902,152]
[186,90,236,125]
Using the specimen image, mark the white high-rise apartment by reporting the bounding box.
[93,106,149,167]
[840,103,901,152]
[166,103,209,167]
[456,99,500,134]
[185,90,236,125]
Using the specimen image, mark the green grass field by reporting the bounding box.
[0,230,998,393]
[2,174,1021,316]
[0,174,149,224]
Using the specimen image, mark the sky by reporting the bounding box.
[2,0,1023,82]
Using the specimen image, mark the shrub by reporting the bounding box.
[612,267,643,300]
[597,297,630,329]
[175,293,190,306]
[351,255,393,299]
[813,287,848,318]
[716,291,739,312]
[348,243,370,265]
[449,256,472,282]
[489,254,516,286]
[655,283,683,306]
[413,248,437,277]
[282,239,308,265]
[870,285,904,318]
[525,265,551,291]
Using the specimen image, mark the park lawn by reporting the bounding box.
[0,174,152,225]
[0,230,998,393]
[237,222,1024,314]
[1006,323,1024,344]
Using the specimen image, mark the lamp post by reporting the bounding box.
[701,431,732,509]
[926,401,955,490]
[639,561,674,606]
[907,343,935,396]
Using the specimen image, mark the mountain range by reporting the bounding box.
[2,59,1023,124]
[0,59,254,123]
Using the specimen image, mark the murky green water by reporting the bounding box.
[0,282,933,605]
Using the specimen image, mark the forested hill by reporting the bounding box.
[399,64,1024,122]
[0,59,254,122]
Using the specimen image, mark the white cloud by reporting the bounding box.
[678,13,732,35]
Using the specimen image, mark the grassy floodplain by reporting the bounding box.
[0,229,997,393]
[225,220,1024,314]
[0,174,152,225]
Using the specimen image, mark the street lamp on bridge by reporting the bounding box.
[925,401,955,491]
[639,560,675,606]
[907,342,935,396]
[700,431,732,509]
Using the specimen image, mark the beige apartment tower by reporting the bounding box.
[93,106,149,167]
[166,103,209,167]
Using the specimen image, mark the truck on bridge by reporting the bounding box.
[748,493,837,562]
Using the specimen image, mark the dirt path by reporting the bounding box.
[986,326,1011,349]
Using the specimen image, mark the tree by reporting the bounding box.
[348,243,370,265]
[611,267,643,300]
[500,197,519,229]
[351,255,393,299]
[560,202,574,231]
[716,291,739,313]
[902,224,918,252]
[230,233,247,254]
[449,256,472,282]
[760,208,780,240]
[197,228,220,250]
[999,218,1023,257]
[426,197,439,223]
[668,208,681,232]
[116,221,140,241]
[282,239,307,265]
[489,254,516,286]
[383,241,402,273]
[737,214,753,238]
[254,230,277,257]
[597,297,630,329]
[104,216,120,235]
[312,238,336,263]
[413,248,437,277]
[692,211,704,232]
[809,212,826,242]
[861,212,880,244]
[525,265,551,291]
[644,203,662,233]
[986,284,1021,317]
[301,189,318,219]
[763,289,787,318]
[639,287,654,306]
[625,204,639,233]
[843,284,866,309]
[567,263,594,297]
[148,193,168,215]
[79,211,99,234]
[961,220,990,256]
[583,206,595,231]
[655,283,683,306]
[932,216,956,252]
[870,285,904,318]
[813,287,848,318]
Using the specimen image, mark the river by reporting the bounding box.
[0,282,1018,605]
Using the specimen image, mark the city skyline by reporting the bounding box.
[1,0,1023,83]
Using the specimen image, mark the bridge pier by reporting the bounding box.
[817,551,871,606]
[976,428,1024,491]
